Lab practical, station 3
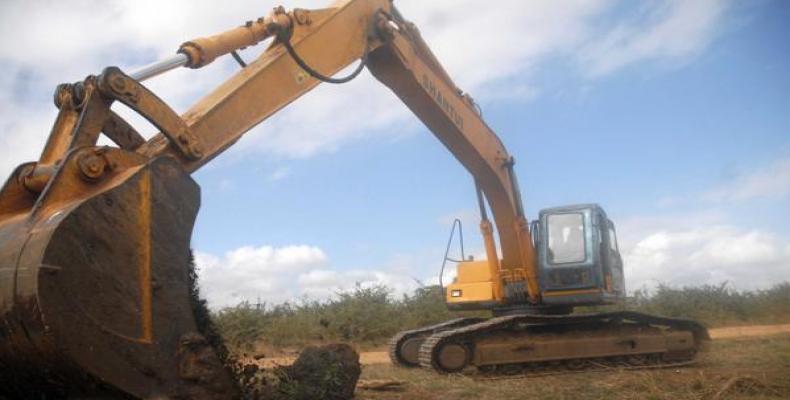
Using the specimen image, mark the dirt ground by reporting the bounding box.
[245,323,790,400]
[357,333,790,400]
[708,324,790,340]
[251,323,790,368]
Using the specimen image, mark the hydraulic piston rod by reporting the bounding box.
[128,8,290,82]
[128,53,189,81]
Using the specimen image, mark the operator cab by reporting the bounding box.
[533,204,624,306]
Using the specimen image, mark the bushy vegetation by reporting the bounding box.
[212,282,790,354]
[626,282,790,327]
[212,284,475,354]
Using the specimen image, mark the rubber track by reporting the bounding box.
[388,317,485,367]
[418,311,709,373]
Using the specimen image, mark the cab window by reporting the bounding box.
[547,213,586,264]
[608,227,619,252]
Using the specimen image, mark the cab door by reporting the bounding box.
[600,218,624,296]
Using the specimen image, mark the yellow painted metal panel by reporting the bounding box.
[446,282,495,303]
[456,261,493,283]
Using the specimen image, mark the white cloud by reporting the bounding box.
[579,0,729,77]
[0,0,730,180]
[195,244,328,308]
[197,219,790,308]
[622,223,790,292]
[394,0,608,90]
[0,103,53,180]
[704,158,790,202]
[297,268,419,299]
[298,269,342,288]
[616,153,790,293]
[195,243,429,308]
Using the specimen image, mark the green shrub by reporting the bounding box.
[212,302,268,353]
[625,282,790,326]
[212,282,790,354]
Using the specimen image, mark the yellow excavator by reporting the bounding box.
[0,0,709,398]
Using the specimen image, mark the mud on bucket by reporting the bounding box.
[0,151,238,399]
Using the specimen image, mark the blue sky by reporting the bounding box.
[1,0,788,307]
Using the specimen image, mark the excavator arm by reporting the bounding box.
[0,0,541,397]
[122,0,540,303]
[142,0,541,303]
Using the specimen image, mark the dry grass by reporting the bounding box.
[355,334,790,400]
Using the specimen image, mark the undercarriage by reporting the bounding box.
[391,311,709,374]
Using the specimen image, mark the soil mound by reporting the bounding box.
[275,344,361,400]
[237,343,361,400]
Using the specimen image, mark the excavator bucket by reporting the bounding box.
[0,149,238,398]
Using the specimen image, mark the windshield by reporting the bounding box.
[547,213,586,264]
